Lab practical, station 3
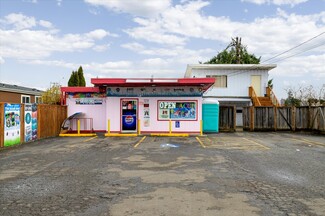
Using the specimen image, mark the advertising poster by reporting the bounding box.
[32,103,38,140]
[4,103,21,147]
[158,101,196,120]
[25,104,32,142]
[143,100,150,127]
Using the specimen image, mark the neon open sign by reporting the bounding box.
[159,102,176,109]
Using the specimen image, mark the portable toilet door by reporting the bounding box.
[202,98,219,133]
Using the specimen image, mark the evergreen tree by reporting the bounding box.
[77,66,86,87]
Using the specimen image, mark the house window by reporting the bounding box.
[35,96,42,104]
[21,95,31,103]
[206,75,227,88]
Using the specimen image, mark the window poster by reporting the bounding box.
[4,103,21,147]
[143,100,150,127]
[158,101,196,120]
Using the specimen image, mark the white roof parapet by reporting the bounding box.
[185,64,277,77]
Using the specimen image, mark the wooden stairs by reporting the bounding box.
[249,86,281,107]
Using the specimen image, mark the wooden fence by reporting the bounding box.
[219,106,236,132]
[0,103,67,148]
[38,104,67,139]
[243,106,325,133]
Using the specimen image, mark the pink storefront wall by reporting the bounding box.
[66,98,106,131]
[106,97,202,133]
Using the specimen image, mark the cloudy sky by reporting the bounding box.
[0,0,324,99]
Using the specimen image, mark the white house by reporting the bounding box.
[184,64,277,126]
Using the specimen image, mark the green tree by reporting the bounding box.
[268,79,274,89]
[42,83,61,105]
[77,66,86,87]
[68,69,83,87]
[284,90,301,106]
[203,37,261,64]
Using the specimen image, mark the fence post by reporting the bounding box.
[250,106,254,132]
[274,106,277,131]
[291,106,296,132]
[0,103,4,148]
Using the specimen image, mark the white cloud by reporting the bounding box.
[1,13,36,30]
[123,0,325,55]
[93,44,110,52]
[57,0,62,6]
[39,20,54,28]
[84,0,171,17]
[0,14,117,60]
[86,29,109,39]
[241,0,309,6]
[0,56,4,64]
[23,0,37,3]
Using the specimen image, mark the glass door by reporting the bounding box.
[121,99,137,132]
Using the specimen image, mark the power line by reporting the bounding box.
[261,31,325,63]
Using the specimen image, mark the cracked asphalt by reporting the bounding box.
[0,132,324,216]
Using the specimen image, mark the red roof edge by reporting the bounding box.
[61,87,99,93]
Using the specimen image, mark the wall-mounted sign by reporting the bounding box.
[107,87,203,97]
[158,101,197,120]
[75,98,103,105]
[4,104,21,147]
[25,104,32,142]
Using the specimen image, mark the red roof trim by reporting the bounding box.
[61,87,99,93]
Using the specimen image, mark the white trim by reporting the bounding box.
[21,95,31,104]
[35,96,42,104]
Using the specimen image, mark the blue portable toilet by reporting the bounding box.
[202,98,219,133]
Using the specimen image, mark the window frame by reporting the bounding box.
[21,95,31,104]
[157,100,198,121]
[206,75,227,88]
[35,96,42,104]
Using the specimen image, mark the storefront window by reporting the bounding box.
[158,101,197,120]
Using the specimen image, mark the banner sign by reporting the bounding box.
[107,87,203,97]
[25,104,32,142]
[75,98,103,105]
[158,101,197,120]
[4,103,21,147]
[143,99,150,127]
[32,103,38,140]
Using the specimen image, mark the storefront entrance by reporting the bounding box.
[121,99,137,133]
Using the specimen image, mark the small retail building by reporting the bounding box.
[61,77,215,134]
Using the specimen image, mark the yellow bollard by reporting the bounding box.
[200,120,203,136]
[107,119,110,135]
[169,120,172,134]
[138,119,141,135]
[77,119,80,135]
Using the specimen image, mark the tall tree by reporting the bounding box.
[68,66,85,87]
[77,66,86,87]
[203,37,261,64]
[42,83,61,105]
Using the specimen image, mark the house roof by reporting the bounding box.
[185,64,277,77]
[0,83,43,96]
[91,78,216,92]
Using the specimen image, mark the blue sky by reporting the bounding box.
[0,0,324,99]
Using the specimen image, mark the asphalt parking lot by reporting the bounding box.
[0,132,325,216]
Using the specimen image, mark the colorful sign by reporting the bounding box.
[121,100,137,131]
[4,104,21,147]
[25,104,32,142]
[75,98,103,105]
[158,101,197,120]
[107,87,203,97]
[32,103,38,140]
